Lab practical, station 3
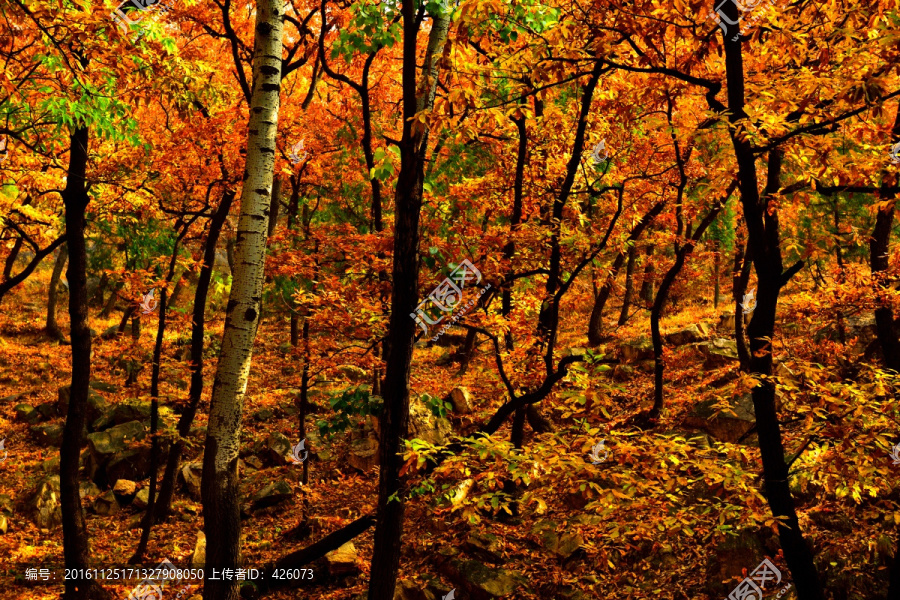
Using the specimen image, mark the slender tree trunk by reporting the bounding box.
[0,235,66,306]
[587,205,666,346]
[721,13,824,597]
[733,239,752,371]
[713,239,721,309]
[639,244,656,304]
[59,128,112,600]
[91,271,109,307]
[99,280,122,318]
[650,184,732,418]
[268,176,282,238]
[47,244,69,340]
[367,7,449,600]
[871,105,900,372]
[155,191,235,520]
[3,236,23,280]
[618,243,636,326]
[299,316,310,485]
[201,1,285,597]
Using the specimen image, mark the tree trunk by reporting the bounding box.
[618,243,636,326]
[713,239,721,309]
[0,235,66,306]
[733,239,752,371]
[2,236,23,280]
[650,184,732,418]
[99,280,122,318]
[155,190,235,521]
[59,128,112,600]
[587,205,666,346]
[268,175,282,238]
[366,6,449,600]
[47,244,69,340]
[870,104,900,372]
[200,1,285,597]
[638,244,655,304]
[721,16,825,598]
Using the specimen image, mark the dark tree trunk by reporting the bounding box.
[871,105,900,372]
[713,239,721,309]
[721,15,824,598]
[2,236,23,280]
[268,176,282,238]
[91,271,109,307]
[0,234,66,305]
[99,280,122,318]
[47,244,68,340]
[298,316,310,485]
[733,240,752,371]
[650,183,733,418]
[367,6,448,599]
[618,243,637,326]
[638,244,656,304]
[587,204,666,346]
[154,190,235,521]
[59,128,112,600]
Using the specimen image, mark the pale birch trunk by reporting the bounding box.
[200,0,284,598]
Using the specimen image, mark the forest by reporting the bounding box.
[0,0,899,599]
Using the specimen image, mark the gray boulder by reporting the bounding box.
[409,399,452,446]
[14,403,39,424]
[697,338,739,368]
[447,387,473,414]
[248,480,293,512]
[180,461,202,500]
[92,401,150,431]
[324,542,359,577]
[57,385,110,427]
[665,323,710,346]
[684,394,755,444]
[31,423,65,447]
[26,476,62,529]
[92,490,120,515]
[619,337,654,362]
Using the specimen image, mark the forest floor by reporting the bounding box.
[0,263,831,600]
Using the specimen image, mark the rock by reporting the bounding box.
[253,408,275,422]
[705,529,768,598]
[264,431,292,465]
[192,531,206,568]
[79,481,101,499]
[57,386,110,426]
[717,311,735,332]
[41,455,60,474]
[14,403,39,424]
[439,558,527,599]
[106,446,154,484]
[98,325,121,341]
[34,402,59,421]
[87,420,147,460]
[337,365,369,382]
[462,531,503,564]
[665,323,710,346]
[249,480,292,511]
[132,488,150,509]
[393,580,436,600]
[31,423,65,447]
[26,476,62,529]
[683,394,755,444]
[90,381,119,393]
[619,337,654,362]
[112,479,138,504]
[532,520,583,559]
[92,401,150,431]
[348,437,379,471]
[447,387,473,414]
[697,338,739,368]
[409,399,452,445]
[92,490,120,515]
[325,542,359,577]
[181,461,202,500]
[612,364,634,382]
